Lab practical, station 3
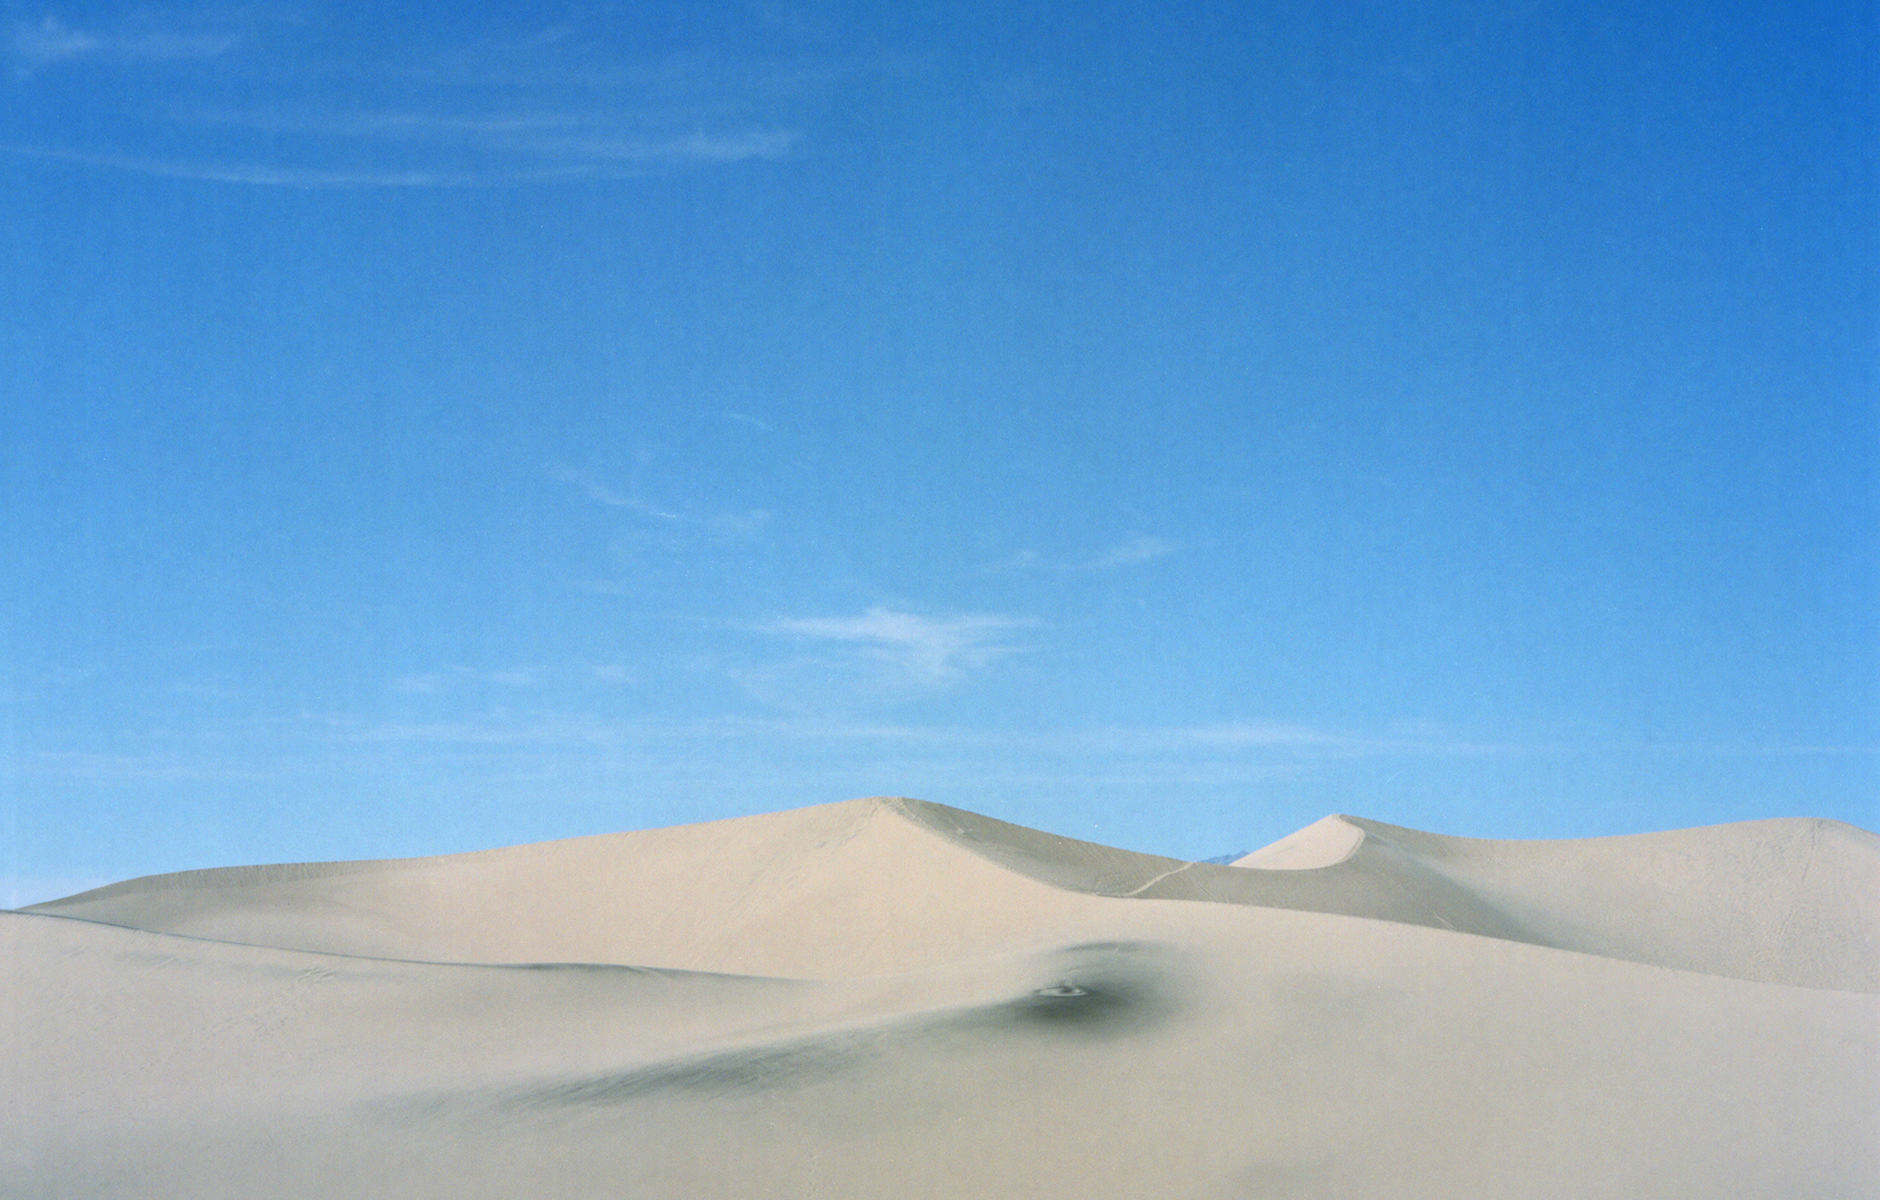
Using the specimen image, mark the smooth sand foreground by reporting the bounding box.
[5,798,1877,1198]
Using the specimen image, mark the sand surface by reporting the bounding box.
[6,797,1877,1197]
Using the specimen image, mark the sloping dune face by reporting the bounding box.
[26,799,1151,977]
[8,800,1879,1199]
[1239,814,1880,992]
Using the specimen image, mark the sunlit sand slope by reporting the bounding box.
[31,798,1876,988]
[8,800,1878,1198]
[28,799,1121,976]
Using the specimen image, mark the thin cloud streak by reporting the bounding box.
[390,664,634,694]
[3,130,796,187]
[393,667,545,695]
[525,128,799,164]
[183,108,801,166]
[1142,722,1550,758]
[9,15,239,67]
[1086,534,1178,569]
[10,13,808,186]
[553,466,665,514]
[1,144,610,188]
[553,465,771,535]
[992,534,1178,573]
[755,607,1037,683]
[21,749,273,784]
[186,109,597,138]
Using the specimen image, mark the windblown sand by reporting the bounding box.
[5,798,1876,1197]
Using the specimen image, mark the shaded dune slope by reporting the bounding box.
[1279,814,1880,994]
[27,798,1880,990]
[896,801,1880,991]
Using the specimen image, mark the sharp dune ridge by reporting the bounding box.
[7,799,1878,1198]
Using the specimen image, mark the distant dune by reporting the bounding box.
[6,799,1877,1198]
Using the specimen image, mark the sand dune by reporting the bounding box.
[32,797,1875,988]
[7,799,1878,1197]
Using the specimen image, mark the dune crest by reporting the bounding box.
[1233,813,1367,869]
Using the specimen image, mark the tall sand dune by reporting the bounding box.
[7,799,1877,1198]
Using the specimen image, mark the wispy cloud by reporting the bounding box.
[9,15,239,69]
[5,129,792,188]
[554,465,771,536]
[1164,721,1359,749]
[393,666,542,695]
[754,607,1036,685]
[184,108,800,167]
[1085,534,1178,569]
[554,465,664,514]
[9,15,94,64]
[523,128,799,164]
[21,749,272,785]
[2,143,608,188]
[391,663,635,694]
[169,675,246,702]
[1618,740,1880,758]
[7,11,829,185]
[1131,720,1543,758]
[993,534,1178,573]
[722,411,778,432]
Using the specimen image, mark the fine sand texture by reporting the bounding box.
[6,797,1877,1198]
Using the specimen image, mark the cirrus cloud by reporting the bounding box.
[9,14,239,69]
[757,607,1036,684]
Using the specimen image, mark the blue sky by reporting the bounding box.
[3,0,1875,903]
